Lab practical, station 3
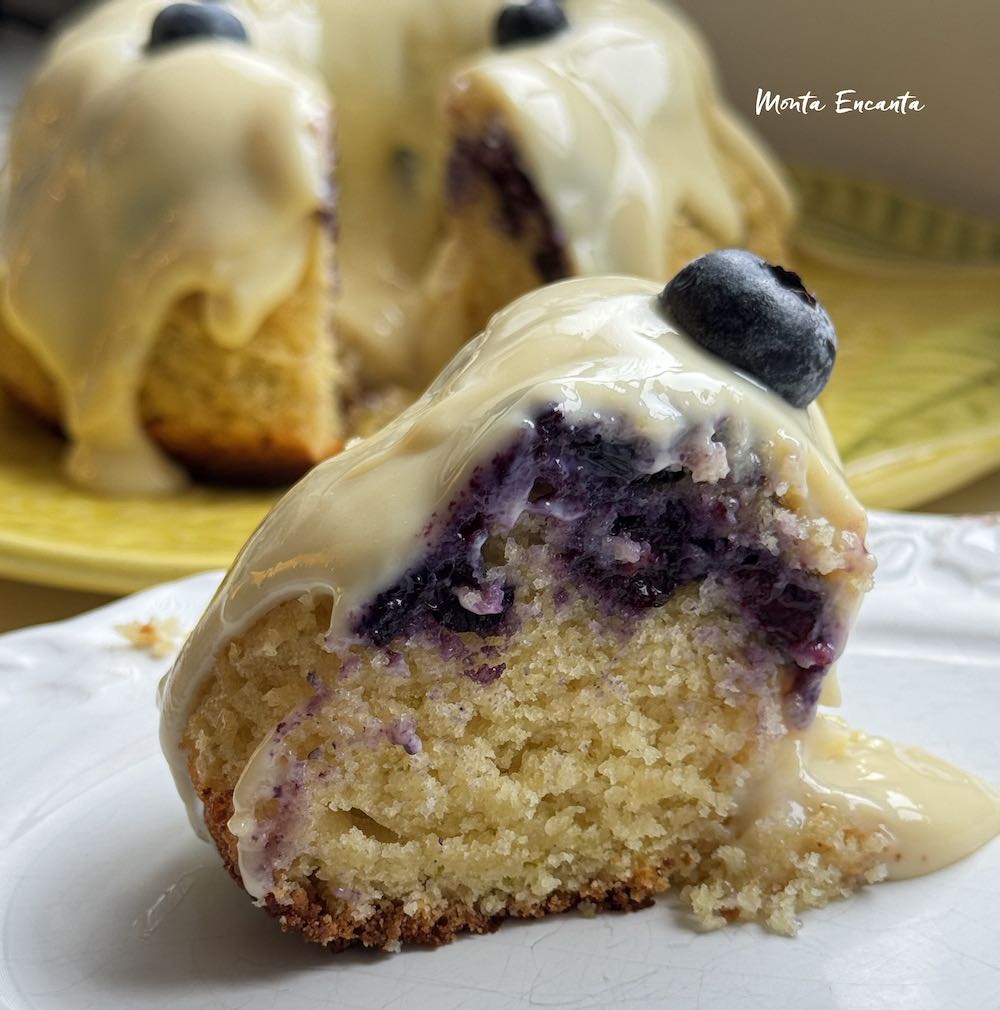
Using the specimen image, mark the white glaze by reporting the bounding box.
[0,0,792,493]
[455,0,792,278]
[736,715,1000,879]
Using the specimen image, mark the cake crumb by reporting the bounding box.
[116,616,185,658]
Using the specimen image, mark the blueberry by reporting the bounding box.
[495,0,568,47]
[660,249,837,408]
[148,3,248,51]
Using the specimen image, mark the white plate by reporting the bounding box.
[1,511,999,1010]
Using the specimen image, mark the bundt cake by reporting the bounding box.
[0,0,793,493]
[158,259,1000,950]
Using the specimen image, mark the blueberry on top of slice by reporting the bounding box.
[148,3,248,51]
[495,0,569,47]
[660,249,837,408]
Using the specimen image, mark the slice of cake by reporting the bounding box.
[0,0,793,494]
[158,254,997,951]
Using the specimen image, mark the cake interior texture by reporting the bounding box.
[184,409,879,949]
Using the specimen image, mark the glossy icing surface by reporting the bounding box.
[457,0,792,278]
[0,0,791,493]
[0,0,330,493]
[736,714,1000,880]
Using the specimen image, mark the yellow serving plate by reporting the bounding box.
[794,168,1000,509]
[0,168,998,592]
[0,394,276,593]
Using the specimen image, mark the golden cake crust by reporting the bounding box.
[198,783,671,950]
[0,225,344,485]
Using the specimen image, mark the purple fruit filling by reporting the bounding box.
[241,676,331,889]
[386,716,423,755]
[447,119,570,283]
[355,408,843,727]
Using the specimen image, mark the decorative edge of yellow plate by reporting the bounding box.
[790,165,1000,267]
[0,532,231,594]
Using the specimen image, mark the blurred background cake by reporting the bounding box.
[0,0,792,495]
